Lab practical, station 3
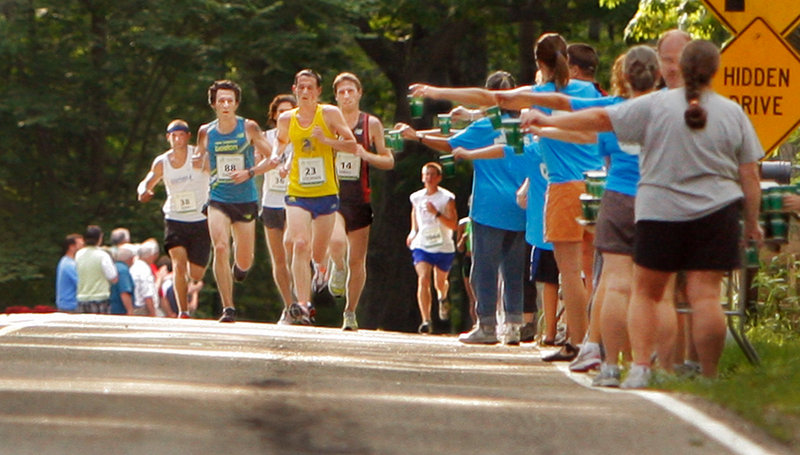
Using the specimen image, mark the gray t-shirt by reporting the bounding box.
[606,88,764,221]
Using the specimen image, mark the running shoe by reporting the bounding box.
[418,321,432,334]
[278,307,296,325]
[592,363,621,387]
[437,297,450,321]
[232,264,248,282]
[569,342,602,372]
[291,302,315,325]
[458,324,499,345]
[327,264,347,298]
[501,323,521,346]
[520,322,537,343]
[342,310,358,331]
[620,364,652,389]
[178,311,191,319]
[218,307,236,323]
[311,262,329,294]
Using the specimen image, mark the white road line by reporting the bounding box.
[555,363,779,455]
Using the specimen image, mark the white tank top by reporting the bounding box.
[261,129,292,209]
[409,187,456,253]
[161,145,209,222]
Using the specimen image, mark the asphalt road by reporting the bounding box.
[0,313,788,455]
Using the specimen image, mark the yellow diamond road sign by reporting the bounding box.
[713,18,800,153]
[703,0,800,36]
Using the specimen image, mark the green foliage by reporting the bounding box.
[751,254,800,337]
[604,0,730,44]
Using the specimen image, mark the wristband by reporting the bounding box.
[418,133,425,142]
[248,168,255,179]
[435,211,441,218]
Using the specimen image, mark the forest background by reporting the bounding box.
[2,0,799,332]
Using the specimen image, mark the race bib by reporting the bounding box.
[171,191,197,213]
[335,153,361,181]
[266,169,288,192]
[216,155,244,182]
[421,225,444,248]
[299,157,325,186]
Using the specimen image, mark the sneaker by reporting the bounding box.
[327,264,347,298]
[542,342,579,362]
[342,311,358,331]
[311,262,329,294]
[178,311,191,319]
[278,307,295,325]
[675,360,702,379]
[520,322,537,343]
[592,363,621,387]
[501,322,521,346]
[218,307,236,323]
[418,321,432,334]
[569,342,602,372]
[232,264,248,282]
[458,325,499,345]
[620,364,652,389]
[292,302,315,325]
[437,297,450,321]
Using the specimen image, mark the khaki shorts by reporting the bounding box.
[544,181,585,243]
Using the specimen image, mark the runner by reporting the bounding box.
[137,119,211,318]
[196,80,277,323]
[329,72,395,331]
[275,69,358,324]
[259,94,298,324]
[407,162,457,334]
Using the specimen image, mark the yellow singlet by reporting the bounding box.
[287,104,339,198]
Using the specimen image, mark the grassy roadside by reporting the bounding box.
[657,328,800,452]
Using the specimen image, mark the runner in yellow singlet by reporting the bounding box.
[275,69,357,324]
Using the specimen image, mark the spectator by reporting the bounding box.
[55,233,84,312]
[75,225,118,314]
[109,243,136,315]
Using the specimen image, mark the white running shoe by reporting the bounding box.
[278,307,296,325]
[501,322,521,346]
[620,364,652,389]
[592,363,621,387]
[328,264,347,298]
[458,325,499,345]
[569,342,602,372]
[342,310,358,331]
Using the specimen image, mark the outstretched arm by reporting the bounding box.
[495,89,572,112]
[521,107,612,133]
[409,83,496,107]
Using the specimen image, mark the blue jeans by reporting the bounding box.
[470,222,526,325]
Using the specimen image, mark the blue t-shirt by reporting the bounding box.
[533,80,603,183]
[55,255,78,311]
[521,139,553,250]
[448,116,526,232]
[571,96,640,196]
[109,262,134,315]
[208,116,258,203]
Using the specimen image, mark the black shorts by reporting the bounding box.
[260,207,286,230]
[339,202,373,233]
[594,190,636,255]
[207,200,259,224]
[164,219,211,267]
[634,200,742,272]
[531,247,559,284]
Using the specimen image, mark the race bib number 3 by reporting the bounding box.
[216,155,245,182]
[299,157,325,186]
[171,191,198,213]
[335,153,361,181]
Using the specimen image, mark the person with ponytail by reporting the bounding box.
[520,39,764,387]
